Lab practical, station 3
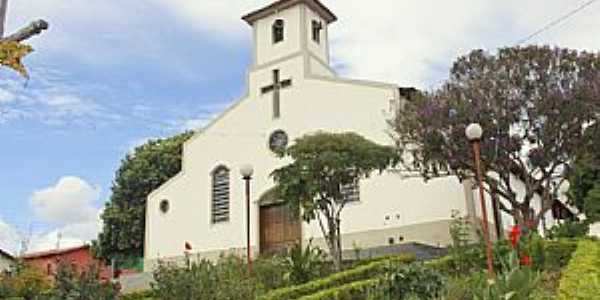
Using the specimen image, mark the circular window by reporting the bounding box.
[268,130,289,153]
[159,199,170,214]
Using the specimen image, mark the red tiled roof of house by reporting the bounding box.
[21,244,90,259]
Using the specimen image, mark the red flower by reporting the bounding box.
[510,225,521,248]
[520,255,533,266]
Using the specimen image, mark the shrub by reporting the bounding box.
[253,256,288,291]
[282,242,328,285]
[259,254,415,300]
[0,262,52,299]
[50,262,119,300]
[377,263,445,300]
[557,240,600,300]
[542,239,578,271]
[470,250,539,300]
[546,220,590,239]
[151,254,258,300]
[121,290,155,300]
[298,279,379,300]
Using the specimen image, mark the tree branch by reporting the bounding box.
[1,19,48,42]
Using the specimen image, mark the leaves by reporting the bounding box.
[0,41,33,78]
[391,45,600,225]
[93,131,193,261]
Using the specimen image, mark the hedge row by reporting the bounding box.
[297,279,379,300]
[557,239,600,300]
[259,254,415,300]
[120,290,155,300]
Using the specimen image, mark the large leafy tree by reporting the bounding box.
[391,46,600,227]
[271,132,398,270]
[93,131,193,261]
[568,123,600,222]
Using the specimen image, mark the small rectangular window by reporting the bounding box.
[312,20,322,43]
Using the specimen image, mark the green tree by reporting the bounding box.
[271,132,398,270]
[568,123,600,222]
[93,131,193,261]
[390,46,600,226]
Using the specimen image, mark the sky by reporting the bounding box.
[0,0,599,255]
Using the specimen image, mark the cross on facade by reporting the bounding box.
[261,69,292,119]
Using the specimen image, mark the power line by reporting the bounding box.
[516,0,600,45]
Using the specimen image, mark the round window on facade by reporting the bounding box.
[159,199,170,214]
[268,130,289,154]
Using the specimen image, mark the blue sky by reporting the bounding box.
[1,0,599,254]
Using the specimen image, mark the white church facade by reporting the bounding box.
[144,0,476,271]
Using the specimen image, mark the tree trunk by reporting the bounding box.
[321,215,343,271]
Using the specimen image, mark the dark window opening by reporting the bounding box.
[311,20,322,43]
[272,19,285,43]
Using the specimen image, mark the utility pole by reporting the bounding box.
[0,0,8,38]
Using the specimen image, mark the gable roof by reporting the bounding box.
[21,245,90,260]
[0,248,14,260]
[242,0,337,25]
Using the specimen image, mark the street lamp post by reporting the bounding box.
[465,123,495,278]
[240,164,254,275]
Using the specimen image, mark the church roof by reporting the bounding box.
[242,0,337,25]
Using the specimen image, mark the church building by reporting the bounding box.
[144,0,475,271]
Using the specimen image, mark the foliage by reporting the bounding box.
[470,250,539,300]
[542,239,578,271]
[0,262,51,300]
[282,242,328,285]
[50,262,119,300]
[271,132,399,270]
[546,220,590,239]
[299,279,379,300]
[557,239,600,300]
[93,131,193,261]
[259,254,415,300]
[120,290,155,300]
[0,41,33,77]
[567,123,600,221]
[390,45,600,226]
[252,256,289,291]
[377,263,445,300]
[151,254,257,300]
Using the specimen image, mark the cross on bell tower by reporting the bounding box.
[260,69,292,119]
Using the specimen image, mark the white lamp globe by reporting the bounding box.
[465,123,483,141]
[240,164,254,178]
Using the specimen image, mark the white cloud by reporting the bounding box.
[23,177,104,253]
[150,0,600,88]
[0,218,21,255]
[30,176,100,225]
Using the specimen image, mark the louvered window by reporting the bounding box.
[211,166,230,223]
[341,179,360,203]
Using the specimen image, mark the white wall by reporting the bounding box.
[145,2,471,268]
[0,255,13,272]
[254,5,302,66]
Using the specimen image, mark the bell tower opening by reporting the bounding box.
[242,0,337,67]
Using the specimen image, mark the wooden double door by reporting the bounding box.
[259,203,302,254]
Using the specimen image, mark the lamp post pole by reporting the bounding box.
[466,123,495,278]
[240,164,254,275]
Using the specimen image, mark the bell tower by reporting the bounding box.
[242,0,337,68]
